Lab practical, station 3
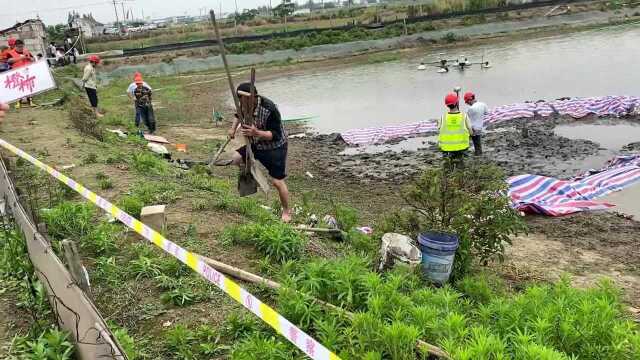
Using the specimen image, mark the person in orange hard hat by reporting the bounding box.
[126,71,152,132]
[438,92,472,169]
[132,72,156,134]
[82,55,103,117]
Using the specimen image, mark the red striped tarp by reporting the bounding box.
[508,155,640,216]
[340,96,640,146]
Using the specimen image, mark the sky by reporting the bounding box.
[0,0,281,29]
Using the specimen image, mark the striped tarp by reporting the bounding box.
[340,96,640,146]
[508,155,640,216]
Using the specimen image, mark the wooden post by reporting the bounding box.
[62,239,91,293]
[37,222,50,244]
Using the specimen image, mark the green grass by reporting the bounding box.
[222,222,307,262]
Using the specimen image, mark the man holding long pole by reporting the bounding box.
[210,9,291,222]
[228,83,291,222]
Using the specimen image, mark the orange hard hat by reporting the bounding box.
[134,72,143,84]
[444,93,458,106]
[464,92,475,103]
[88,55,101,64]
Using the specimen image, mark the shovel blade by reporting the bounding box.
[250,162,271,194]
[238,170,258,197]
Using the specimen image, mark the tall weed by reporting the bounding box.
[223,222,306,262]
[41,201,94,240]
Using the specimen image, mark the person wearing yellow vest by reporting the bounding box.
[438,93,473,167]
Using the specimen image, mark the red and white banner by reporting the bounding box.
[1,60,56,103]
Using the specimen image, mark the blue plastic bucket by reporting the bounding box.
[417,232,460,284]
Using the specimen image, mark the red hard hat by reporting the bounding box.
[7,37,16,47]
[464,92,475,103]
[444,93,458,106]
[88,55,101,64]
[134,72,143,83]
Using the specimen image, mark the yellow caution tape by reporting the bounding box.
[0,139,341,360]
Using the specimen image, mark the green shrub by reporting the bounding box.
[223,222,306,262]
[164,324,228,359]
[118,195,144,218]
[9,329,74,359]
[383,162,526,279]
[82,222,119,255]
[231,333,295,360]
[0,227,32,279]
[82,152,99,164]
[128,255,162,279]
[112,327,145,360]
[161,285,197,306]
[41,201,94,240]
[346,229,377,254]
[131,152,168,175]
[224,312,261,341]
[285,255,373,311]
[97,172,113,190]
[333,204,359,231]
[277,286,323,331]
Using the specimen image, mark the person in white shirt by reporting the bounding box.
[464,92,489,156]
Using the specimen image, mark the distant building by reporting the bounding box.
[68,12,105,39]
[0,19,47,57]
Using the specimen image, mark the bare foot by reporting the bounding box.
[96,112,104,118]
[281,209,292,223]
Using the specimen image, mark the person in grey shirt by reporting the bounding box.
[464,92,489,156]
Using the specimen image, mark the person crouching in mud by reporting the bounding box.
[228,83,291,222]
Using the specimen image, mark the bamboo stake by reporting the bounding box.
[196,253,450,359]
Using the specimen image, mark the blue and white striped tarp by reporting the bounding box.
[341,96,640,145]
[508,155,640,216]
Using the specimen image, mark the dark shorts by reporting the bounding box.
[85,87,98,108]
[237,143,288,180]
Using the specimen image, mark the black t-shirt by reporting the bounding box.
[134,87,152,107]
[257,96,284,145]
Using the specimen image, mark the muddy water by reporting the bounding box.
[553,120,640,170]
[555,122,640,150]
[262,24,640,134]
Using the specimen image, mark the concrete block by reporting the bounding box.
[140,205,166,233]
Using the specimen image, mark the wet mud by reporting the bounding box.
[295,115,640,183]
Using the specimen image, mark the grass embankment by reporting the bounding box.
[2,69,640,359]
[0,178,75,358]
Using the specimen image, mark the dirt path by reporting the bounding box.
[503,213,640,307]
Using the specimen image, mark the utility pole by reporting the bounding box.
[112,0,120,29]
[121,2,126,22]
[234,0,239,34]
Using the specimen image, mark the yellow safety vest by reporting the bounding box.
[438,112,470,152]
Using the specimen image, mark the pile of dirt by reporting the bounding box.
[68,97,105,141]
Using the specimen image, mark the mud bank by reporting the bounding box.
[296,115,640,182]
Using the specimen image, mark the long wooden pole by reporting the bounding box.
[210,10,241,116]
